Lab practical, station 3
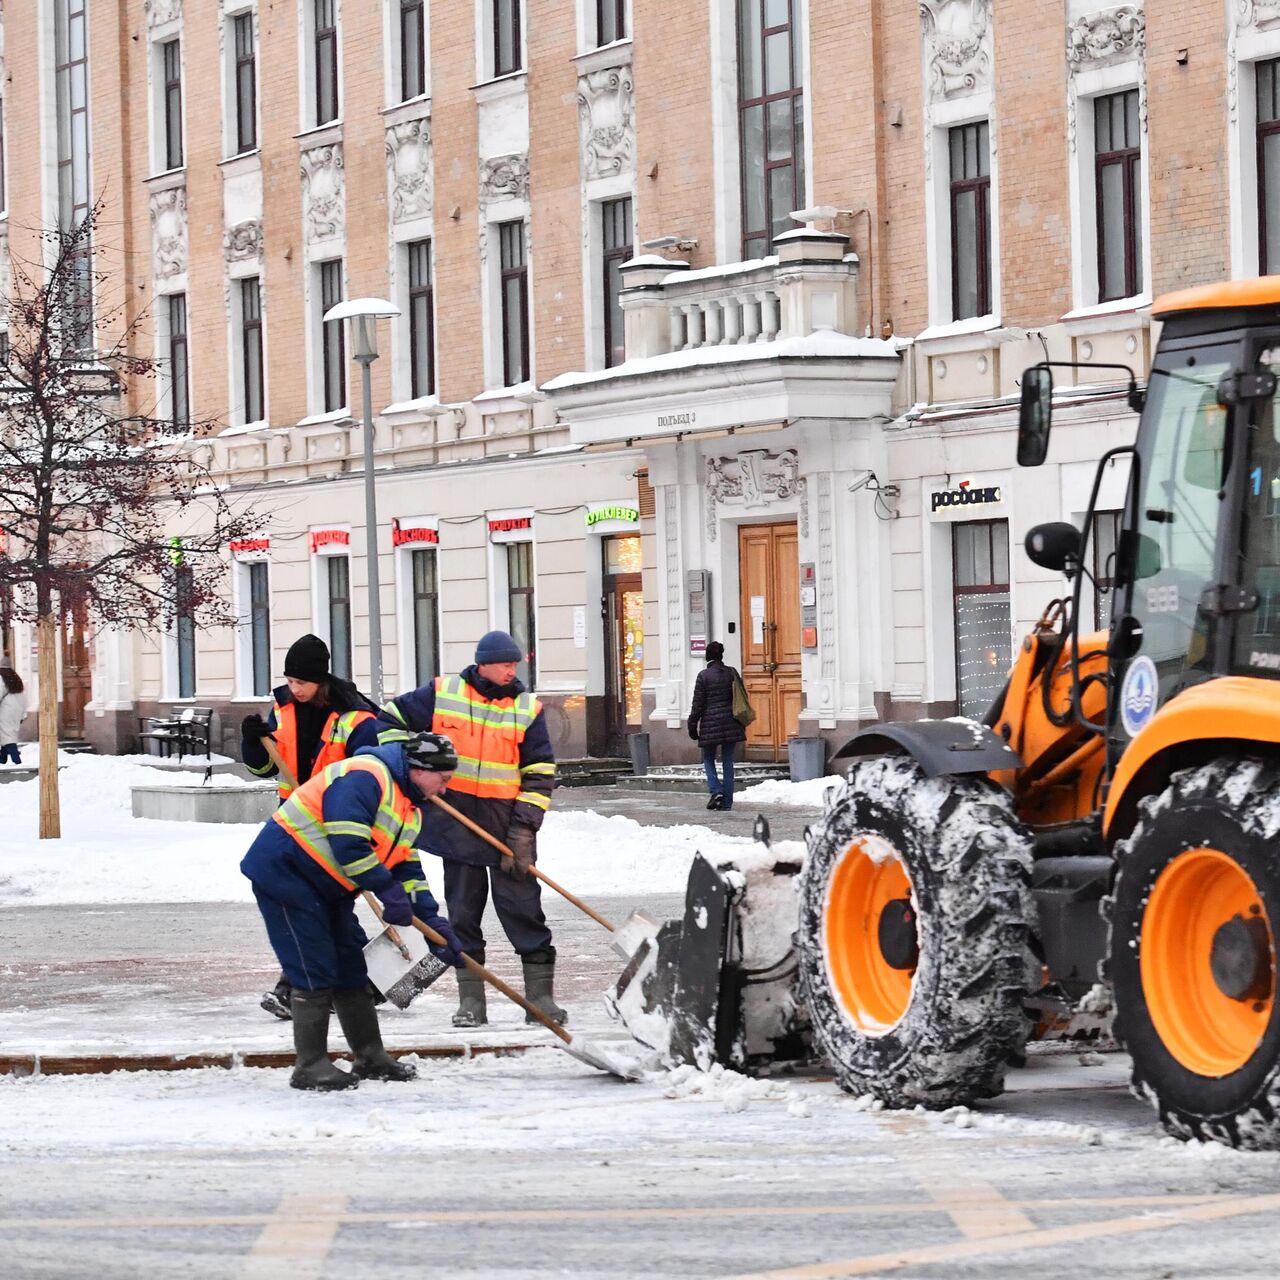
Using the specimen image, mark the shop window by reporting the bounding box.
[411,548,440,685]
[737,0,805,259]
[949,121,991,321]
[952,520,1010,718]
[326,554,352,679]
[506,540,536,688]
[245,560,272,696]
[1095,89,1143,302]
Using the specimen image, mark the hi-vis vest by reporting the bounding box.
[274,701,376,800]
[430,675,550,812]
[273,755,423,890]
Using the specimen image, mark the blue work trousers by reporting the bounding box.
[442,859,553,959]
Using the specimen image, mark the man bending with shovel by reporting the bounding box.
[241,732,465,1091]
[378,630,564,1029]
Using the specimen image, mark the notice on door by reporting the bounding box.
[750,595,766,643]
[573,606,587,649]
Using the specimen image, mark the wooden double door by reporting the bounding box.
[738,522,802,761]
[60,600,91,739]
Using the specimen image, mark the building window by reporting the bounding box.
[598,0,626,45]
[400,0,426,100]
[315,0,339,125]
[1,96,7,214]
[602,197,633,368]
[54,0,93,350]
[234,12,257,154]
[320,259,346,412]
[738,0,805,259]
[949,121,991,320]
[952,520,1010,719]
[240,277,264,423]
[327,555,352,679]
[1259,61,1280,275]
[1093,509,1122,631]
[407,239,435,398]
[176,564,197,699]
[506,541,536,688]
[241,560,272,697]
[411,548,440,686]
[168,294,189,429]
[494,0,521,77]
[162,38,184,170]
[499,221,529,387]
[1095,89,1142,303]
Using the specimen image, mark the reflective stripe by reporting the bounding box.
[516,791,551,811]
[520,762,555,775]
[326,820,373,840]
[401,880,431,895]
[341,852,382,877]
[246,759,276,777]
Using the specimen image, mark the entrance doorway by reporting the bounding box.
[60,600,91,739]
[738,521,801,762]
[603,534,644,757]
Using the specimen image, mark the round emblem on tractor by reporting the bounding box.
[1121,655,1158,738]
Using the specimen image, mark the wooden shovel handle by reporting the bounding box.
[361,891,411,960]
[260,735,299,794]
[428,793,616,933]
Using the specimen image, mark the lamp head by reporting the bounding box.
[322,297,401,359]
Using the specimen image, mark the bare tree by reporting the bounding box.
[0,205,257,837]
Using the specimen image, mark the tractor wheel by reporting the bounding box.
[797,754,1038,1109]
[1110,758,1280,1149]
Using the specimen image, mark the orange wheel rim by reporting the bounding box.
[823,835,915,1035]
[1141,847,1275,1076]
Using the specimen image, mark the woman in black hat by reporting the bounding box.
[687,641,747,811]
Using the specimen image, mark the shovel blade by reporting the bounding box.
[609,909,661,960]
[364,926,450,1010]
[560,1036,654,1081]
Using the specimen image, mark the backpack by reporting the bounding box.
[731,670,757,727]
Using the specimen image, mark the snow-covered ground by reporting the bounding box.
[0,753,800,908]
[735,775,840,807]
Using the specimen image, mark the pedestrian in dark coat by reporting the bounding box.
[688,642,747,811]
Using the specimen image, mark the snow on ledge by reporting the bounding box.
[542,330,899,393]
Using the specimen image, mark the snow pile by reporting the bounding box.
[734,776,840,807]
[660,1062,808,1115]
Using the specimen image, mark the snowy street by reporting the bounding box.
[3,757,1280,1276]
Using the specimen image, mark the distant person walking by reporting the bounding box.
[0,667,28,765]
[688,642,747,811]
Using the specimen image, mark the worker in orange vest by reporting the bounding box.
[241,634,380,1019]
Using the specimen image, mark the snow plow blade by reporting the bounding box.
[604,841,810,1071]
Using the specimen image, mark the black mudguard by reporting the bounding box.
[834,718,1023,778]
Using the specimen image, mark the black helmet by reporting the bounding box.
[403,731,458,772]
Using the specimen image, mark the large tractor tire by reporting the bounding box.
[797,755,1038,1109]
[1110,758,1280,1150]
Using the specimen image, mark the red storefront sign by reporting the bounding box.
[488,517,532,535]
[309,529,350,553]
[230,537,271,555]
[392,521,439,547]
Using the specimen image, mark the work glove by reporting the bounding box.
[241,713,271,742]
[414,909,466,967]
[502,824,537,880]
[377,884,414,928]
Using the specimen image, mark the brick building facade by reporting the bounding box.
[0,1,1272,766]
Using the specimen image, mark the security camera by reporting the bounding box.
[848,469,876,494]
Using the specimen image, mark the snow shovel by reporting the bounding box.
[429,793,659,960]
[362,892,451,1009]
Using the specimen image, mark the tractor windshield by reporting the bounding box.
[1114,342,1235,743]
[1233,341,1280,676]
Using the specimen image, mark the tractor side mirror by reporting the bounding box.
[1017,366,1054,467]
[1025,521,1083,577]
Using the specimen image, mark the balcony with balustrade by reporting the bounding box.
[543,229,903,446]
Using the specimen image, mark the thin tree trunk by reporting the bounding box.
[38,612,60,840]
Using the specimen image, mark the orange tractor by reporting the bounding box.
[616,279,1280,1150]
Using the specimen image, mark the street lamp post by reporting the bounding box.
[322,297,401,705]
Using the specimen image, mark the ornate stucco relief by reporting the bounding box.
[150,185,188,279]
[386,118,433,224]
[1231,2,1280,123]
[1066,5,1145,66]
[577,65,635,181]
[223,218,263,264]
[300,144,345,244]
[479,152,531,204]
[919,0,992,100]
[704,449,806,543]
[144,0,182,29]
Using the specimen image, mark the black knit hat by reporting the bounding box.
[284,634,331,683]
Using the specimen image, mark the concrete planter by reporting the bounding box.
[131,783,277,825]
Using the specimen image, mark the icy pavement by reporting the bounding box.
[3,1046,1280,1278]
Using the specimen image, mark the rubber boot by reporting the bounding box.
[332,987,417,1082]
[289,989,359,1091]
[522,953,568,1026]
[452,966,488,1028]
[260,973,293,1021]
